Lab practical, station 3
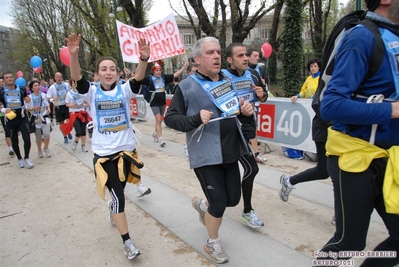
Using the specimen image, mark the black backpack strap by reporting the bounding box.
[359,19,384,80]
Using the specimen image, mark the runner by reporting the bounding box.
[165,37,255,264]
[64,79,90,153]
[247,48,268,163]
[25,80,52,158]
[133,60,188,147]
[0,77,15,157]
[67,33,151,260]
[0,73,33,168]
[222,42,268,228]
[47,72,72,144]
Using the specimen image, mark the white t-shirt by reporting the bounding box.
[47,82,71,106]
[86,82,136,156]
[25,92,50,128]
[65,90,86,113]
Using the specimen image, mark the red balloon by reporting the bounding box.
[33,66,42,74]
[59,47,70,66]
[261,43,273,58]
[16,71,24,78]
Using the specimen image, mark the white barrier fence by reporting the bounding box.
[130,95,316,153]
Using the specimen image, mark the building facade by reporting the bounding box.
[0,25,16,75]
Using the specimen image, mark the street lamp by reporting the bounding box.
[109,0,124,72]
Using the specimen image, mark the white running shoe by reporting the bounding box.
[204,239,228,264]
[24,158,34,169]
[191,197,206,226]
[123,239,141,260]
[43,148,51,157]
[81,145,88,152]
[71,141,78,151]
[159,137,166,147]
[240,210,264,228]
[152,132,159,143]
[38,150,43,158]
[137,184,151,197]
[280,174,294,202]
[254,152,267,164]
[18,159,25,168]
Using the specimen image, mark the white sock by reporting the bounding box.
[199,200,208,213]
[9,146,14,151]
[207,237,219,244]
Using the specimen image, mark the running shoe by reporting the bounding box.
[152,131,159,143]
[71,141,78,151]
[137,184,151,197]
[191,197,205,226]
[81,145,88,152]
[123,239,141,260]
[107,200,116,227]
[24,158,34,169]
[204,239,228,264]
[9,149,15,157]
[159,138,166,147]
[38,150,43,158]
[18,159,25,168]
[240,210,264,228]
[254,152,267,164]
[43,148,51,157]
[68,133,73,140]
[64,137,68,144]
[280,174,294,202]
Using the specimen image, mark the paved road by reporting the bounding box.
[1,124,387,267]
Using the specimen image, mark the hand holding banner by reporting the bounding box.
[116,13,185,63]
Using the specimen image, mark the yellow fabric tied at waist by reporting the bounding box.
[326,128,399,214]
[94,150,144,200]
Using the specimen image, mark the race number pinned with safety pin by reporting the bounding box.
[95,85,129,133]
[191,75,240,117]
[97,99,128,133]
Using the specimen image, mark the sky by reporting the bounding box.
[0,0,352,28]
[0,0,174,27]
[0,0,12,27]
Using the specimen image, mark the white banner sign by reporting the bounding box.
[116,13,185,63]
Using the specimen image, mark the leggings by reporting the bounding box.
[238,153,259,212]
[8,116,31,160]
[49,102,54,120]
[194,162,241,218]
[318,156,399,267]
[73,114,88,137]
[1,116,11,138]
[290,141,329,185]
[100,158,129,214]
[34,124,51,142]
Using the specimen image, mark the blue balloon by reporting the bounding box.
[30,56,42,68]
[15,77,26,87]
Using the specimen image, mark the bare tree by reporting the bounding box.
[10,0,82,79]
